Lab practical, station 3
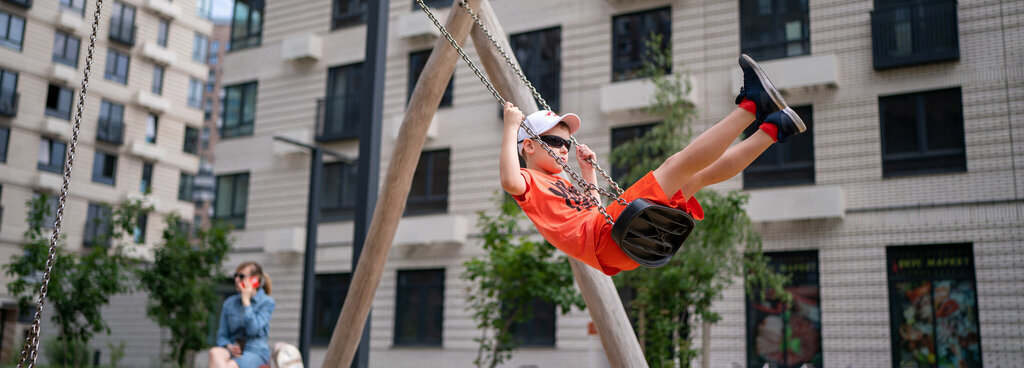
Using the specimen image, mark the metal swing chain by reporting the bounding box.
[457,0,628,200]
[414,0,620,224]
[17,1,104,367]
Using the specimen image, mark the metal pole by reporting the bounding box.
[352,0,388,366]
[299,147,323,366]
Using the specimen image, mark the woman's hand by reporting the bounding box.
[239,279,255,306]
[503,102,523,131]
[576,144,596,171]
[227,343,242,357]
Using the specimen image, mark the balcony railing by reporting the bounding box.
[3,0,32,8]
[96,119,124,144]
[871,1,959,70]
[315,95,361,142]
[0,91,18,117]
[109,20,136,46]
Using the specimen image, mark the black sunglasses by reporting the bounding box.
[233,273,253,279]
[537,135,572,149]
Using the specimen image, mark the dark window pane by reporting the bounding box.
[879,87,966,177]
[610,123,656,185]
[332,0,368,29]
[408,49,453,107]
[221,82,257,138]
[509,298,556,347]
[230,0,262,50]
[742,105,815,189]
[0,126,8,162]
[91,151,117,185]
[739,0,810,61]
[313,273,351,345]
[406,149,449,215]
[319,64,363,141]
[510,27,561,112]
[611,7,671,81]
[45,84,73,120]
[320,161,358,222]
[394,269,444,346]
[213,173,248,228]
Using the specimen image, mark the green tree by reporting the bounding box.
[5,194,148,367]
[463,195,586,368]
[609,34,790,367]
[138,215,232,367]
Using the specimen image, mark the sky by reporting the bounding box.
[211,0,234,21]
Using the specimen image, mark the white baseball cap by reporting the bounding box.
[517,110,582,151]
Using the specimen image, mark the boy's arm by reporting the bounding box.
[500,102,527,196]
[577,144,600,202]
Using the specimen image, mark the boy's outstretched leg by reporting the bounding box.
[653,54,788,198]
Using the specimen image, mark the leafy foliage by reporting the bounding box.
[462,195,585,368]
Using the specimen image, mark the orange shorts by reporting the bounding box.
[593,171,704,275]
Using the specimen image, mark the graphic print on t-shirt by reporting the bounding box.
[547,180,595,212]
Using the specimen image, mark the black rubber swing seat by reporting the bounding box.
[610,198,696,268]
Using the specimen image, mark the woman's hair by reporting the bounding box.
[236,261,272,295]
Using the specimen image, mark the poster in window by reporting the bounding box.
[887,244,982,368]
[746,250,822,368]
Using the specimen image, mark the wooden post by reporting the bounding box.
[320,0,482,366]
[469,1,648,367]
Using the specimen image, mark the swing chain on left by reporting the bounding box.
[18,0,104,366]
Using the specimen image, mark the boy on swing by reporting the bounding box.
[499,55,805,276]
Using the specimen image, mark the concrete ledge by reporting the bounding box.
[743,185,845,222]
[235,227,305,253]
[34,172,64,192]
[51,64,78,85]
[731,53,839,92]
[398,11,440,40]
[141,42,176,65]
[281,34,322,61]
[129,140,167,161]
[394,214,468,245]
[56,10,82,31]
[145,0,180,19]
[43,117,71,139]
[134,91,170,113]
[599,76,697,114]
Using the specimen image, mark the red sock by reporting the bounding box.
[739,99,757,115]
[759,122,778,142]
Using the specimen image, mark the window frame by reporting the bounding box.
[393,268,445,346]
[312,273,352,346]
[140,162,153,193]
[229,0,263,51]
[742,105,815,189]
[37,137,67,174]
[108,1,136,46]
[53,31,81,67]
[509,26,562,113]
[152,65,165,95]
[45,84,74,120]
[611,7,671,82]
[0,68,17,117]
[184,126,200,154]
[879,87,966,178]
[331,0,367,29]
[0,125,9,163]
[408,49,453,108]
[145,114,159,143]
[410,0,448,10]
[610,123,656,186]
[83,202,112,247]
[156,18,170,47]
[59,0,86,15]
[213,172,249,229]
[738,0,811,61]
[188,78,204,108]
[405,149,449,216]
[319,64,362,141]
[320,161,358,222]
[91,150,118,186]
[193,33,210,62]
[507,298,557,347]
[178,172,195,201]
[0,10,26,51]
[104,49,131,85]
[221,82,257,139]
[97,100,125,145]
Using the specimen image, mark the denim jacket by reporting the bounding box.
[216,289,275,358]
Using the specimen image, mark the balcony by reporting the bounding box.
[281,34,321,62]
[315,96,361,142]
[108,21,136,46]
[134,91,170,113]
[3,0,31,9]
[146,0,181,19]
[0,91,17,117]
[130,140,166,161]
[871,1,959,70]
[96,119,125,145]
[142,42,176,65]
[744,185,845,222]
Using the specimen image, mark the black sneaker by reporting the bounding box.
[764,107,806,143]
[735,54,788,121]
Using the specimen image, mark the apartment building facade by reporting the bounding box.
[0,0,212,363]
[209,0,1022,367]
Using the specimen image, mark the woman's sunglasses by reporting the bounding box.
[233,273,252,280]
[536,135,572,149]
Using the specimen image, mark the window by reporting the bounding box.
[0,69,17,117]
[222,82,257,138]
[133,213,147,244]
[332,0,367,29]
[37,138,66,173]
[178,172,194,201]
[408,49,452,107]
[879,87,966,177]
[611,7,670,82]
[230,0,262,50]
[610,123,655,185]
[0,11,26,51]
[97,100,125,144]
[145,114,158,143]
[320,161,358,222]
[156,19,169,47]
[91,151,118,185]
[742,105,814,189]
[313,273,351,345]
[197,0,213,18]
[184,126,200,154]
[319,64,362,141]
[739,0,810,61]
[201,126,211,150]
[140,163,153,193]
[193,33,209,62]
[510,27,562,112]
[0,126,8,162]
[109,1,136,46]
[213,173,249,228]
[871,0,959,70]
[508,298,556,347]
[152,66,165,95]
[33,193,59,229]
[59,0,85,14]
[83,203,112,247]
[45,84,74,120]
[53,31,81,67]
[104,49,130,84]
[886,244,982,368]
[206,70,216,92]
[394,269,444,346]
[188,78,204,108]
[406,149,449,215]
[411,0,448,10]
[745,250,822,368]
[208,41,220,65]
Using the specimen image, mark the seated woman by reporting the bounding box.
[209,261,276,368]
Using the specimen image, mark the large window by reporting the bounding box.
[156,19,169,47]
[104,49,131,84]
[230,0,262,50]
[879,87,965,177]
[0,10,25,51]
[406,149,449,215]
[178,172,194,201]
[53,31,81,67]
[739,0,810,61]
[743,105,814,188]
[611,7,670,82]
[408,49,453,108]
[394,269,444,346]
[886,244,982,368]
[510,27,561,112]
[60,0,86,14]
[610,123,656,186]
[37,138,66,173]
[332,0,367,29]
[213,173,249,229]
[83,203,112,247]
[184,126,200,154]
[193,33,209,62]
[188,78,204,108]
[97,100,125,144]
[508,298,556,347]
[45,84,74,120]
[140,163,153,193]
[319,64,362,141]
[221,82,257,138]
[313,273,351,345]
[152,66,165,95]
[0,125,9,162]
[321,161,358,222]
[745,250,822,368]
[871,0,959,70]
[109,1,136,46]
[91,151,118,185]
[0,69,17,117]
